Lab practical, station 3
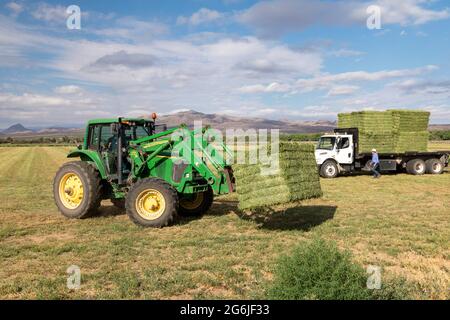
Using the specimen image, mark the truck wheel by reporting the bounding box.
[320,160,339,178]
[179,187,214,217]
[125,178,178,228]
[53,161,102,219]
[425,159,444,175]
[406,159,426,175]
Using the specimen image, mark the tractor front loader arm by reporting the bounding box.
[128,125,234,195]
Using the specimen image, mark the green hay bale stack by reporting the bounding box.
[233,142,322,210]
[391,110,430,132]
[338,109,430,153]
[394,131,429,153]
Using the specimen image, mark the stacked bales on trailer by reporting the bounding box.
[391,110,430,152]
[338,111,395,153]
[232,142,322,210]
[338,110,430,153]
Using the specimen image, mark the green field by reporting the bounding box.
[0,145,449,299]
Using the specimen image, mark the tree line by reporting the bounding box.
[0,136,83,145]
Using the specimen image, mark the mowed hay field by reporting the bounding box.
[0,145,449,299]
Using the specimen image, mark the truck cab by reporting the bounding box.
[315,133,354,178]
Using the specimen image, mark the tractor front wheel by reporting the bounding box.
[179,187,214,217]
[53,161,102,219]
[125,178,178,228]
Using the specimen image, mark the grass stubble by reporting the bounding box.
[0,145,448,299]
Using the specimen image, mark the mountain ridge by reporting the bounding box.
[1,110,449,136]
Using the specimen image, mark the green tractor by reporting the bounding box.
[53,116,235,227]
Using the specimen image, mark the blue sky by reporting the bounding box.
[1,0,450,127]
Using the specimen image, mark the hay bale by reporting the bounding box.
[338,110,430,153]
[391,110,430,132]
[394,131,429,153]
[233,142,322,210]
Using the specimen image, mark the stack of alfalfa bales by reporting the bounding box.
[391,110,430,152]
[338,110,430,153]
[232,142,322,210]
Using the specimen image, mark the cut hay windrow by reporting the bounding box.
[338,110,430,153]
[232,142,322,210]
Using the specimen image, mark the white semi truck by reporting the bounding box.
[315,128,450,178]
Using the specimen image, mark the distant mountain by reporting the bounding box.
[36,127,81,134]
[156,110,336,134]
[2,111,449,138]
[2,123,33,135]
[0,123,82,139]
[429,124,450,131]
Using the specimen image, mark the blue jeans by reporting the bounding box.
[371,163,381,177]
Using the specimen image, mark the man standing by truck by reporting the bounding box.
[371,149,381,178]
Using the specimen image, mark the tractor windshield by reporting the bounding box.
[124,124,153,141]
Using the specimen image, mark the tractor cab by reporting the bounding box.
[82,117,160,183]
[84,118,155,150]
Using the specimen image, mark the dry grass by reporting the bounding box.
[0,144,449,299]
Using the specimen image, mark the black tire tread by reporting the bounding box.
[179,187,214,217]
[320,160,338,179]
[125,178,178,228]
[425,158,444,175]
[406,159,426,175]
[53,161,102,219]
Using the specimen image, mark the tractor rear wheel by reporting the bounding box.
[178,187,214,217]
[125,178,178,228]
[53,161,102,219]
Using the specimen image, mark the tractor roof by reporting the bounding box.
[87,118,154,125]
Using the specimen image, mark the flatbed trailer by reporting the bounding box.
[315,128,450,178]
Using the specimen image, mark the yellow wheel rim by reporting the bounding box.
[135,189,166,220]
[59,173,84,209]
[180,193,204,210]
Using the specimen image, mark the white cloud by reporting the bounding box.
[238,65,438,95]
[238,0,450,36]
[238,82,291,93]
[328,49,365,58]
[373,0,450,26]
[54,85,82,94]
[93,17,168,41]
[0,92,71,107]
[5,2,23,16]
[31,3,68,24]
[202,37,322,76]
[295,65,438,92]
[327,85,359,96]
[0,90,112,126]
[177,8,223,26]
[388,78,450,95]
